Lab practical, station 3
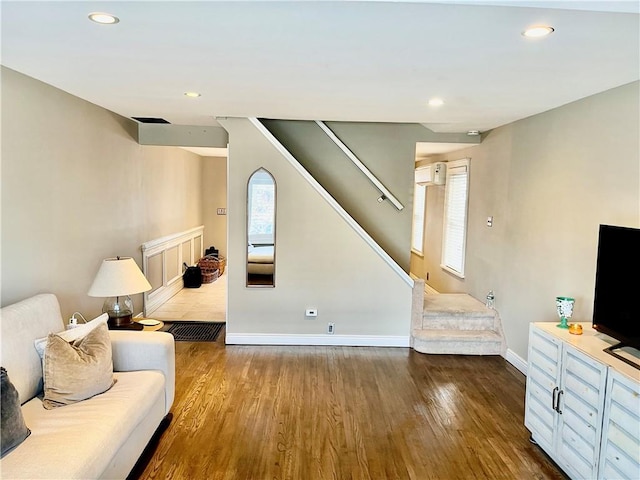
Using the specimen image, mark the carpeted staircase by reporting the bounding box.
[411,280,505,355]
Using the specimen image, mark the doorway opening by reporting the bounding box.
[150,275,227,322]
[146,149,228,323]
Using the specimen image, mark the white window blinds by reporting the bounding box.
[441,160,469,277]
[411,183,426,254]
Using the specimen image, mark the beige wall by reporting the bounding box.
[262,120,477,272]
[3,64,637,360]
[1,67,204,319]
[413,81,640,359]
[219,117,412,338]
[202,156,228,257]
[263,120,419,271]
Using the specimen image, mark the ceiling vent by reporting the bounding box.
[132,117,171,124]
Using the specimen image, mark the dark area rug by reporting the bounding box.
[166,322,224,342]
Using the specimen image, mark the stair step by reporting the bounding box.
[413,329,502,340]
[423,293,493,318]
[423,315,495,330]
[422,293,496,330]
[411,329,503,355]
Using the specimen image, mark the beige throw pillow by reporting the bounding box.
[34,313,109,358]
[42,322,115,409]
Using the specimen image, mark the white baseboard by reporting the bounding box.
[226,333,410,347]
[505,348,527,375]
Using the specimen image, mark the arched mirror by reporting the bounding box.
[247,168,276,287]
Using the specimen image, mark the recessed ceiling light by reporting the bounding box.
[88,12,119,24]
[184,92,201,98]
[428,98,444,107]
[522,25,554,38]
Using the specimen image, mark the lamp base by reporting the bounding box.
[103,296,143,330]
[108,314,144,330]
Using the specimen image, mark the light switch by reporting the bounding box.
[487,216,493,227]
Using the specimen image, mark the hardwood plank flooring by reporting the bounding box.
[134,329,566,480]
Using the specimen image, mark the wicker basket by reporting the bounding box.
[198,255,226,276]
[201,269,219,284]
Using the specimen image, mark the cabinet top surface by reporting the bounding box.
[532,322,640,381]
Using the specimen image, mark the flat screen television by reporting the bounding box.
[592,224,640,368]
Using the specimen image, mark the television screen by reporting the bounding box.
[592,224,640,350]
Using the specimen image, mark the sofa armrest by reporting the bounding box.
[109,330,175,414]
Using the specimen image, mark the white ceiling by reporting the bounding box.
[2,1,638,134]
[415,141,475,157]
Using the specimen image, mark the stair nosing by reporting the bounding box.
[412,328,503,339]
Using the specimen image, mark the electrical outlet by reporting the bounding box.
[327,323,335,334]
[305,308,318,317]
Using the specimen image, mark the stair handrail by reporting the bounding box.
[314,120,404,211]
[249,118,413,287]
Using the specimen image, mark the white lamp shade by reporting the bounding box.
[88,257,152,297]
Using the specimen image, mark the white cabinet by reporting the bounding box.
[526,325,607,479]
[525,323,640,480]
[599,369,640,479]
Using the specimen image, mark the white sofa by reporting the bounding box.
[0,293,175,479]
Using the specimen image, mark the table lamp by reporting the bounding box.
[88,256,152,329]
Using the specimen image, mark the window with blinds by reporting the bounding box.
[411,183,426,255]
[441,159,470,277]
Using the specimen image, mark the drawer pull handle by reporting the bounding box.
[556,389,564,414]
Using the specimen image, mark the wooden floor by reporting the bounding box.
[133,330,566,480]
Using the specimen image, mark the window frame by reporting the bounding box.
[411,181,427,256]
[247,169,276,246]
[440,158,470,278]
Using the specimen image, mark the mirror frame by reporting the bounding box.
[246,167,277,288]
